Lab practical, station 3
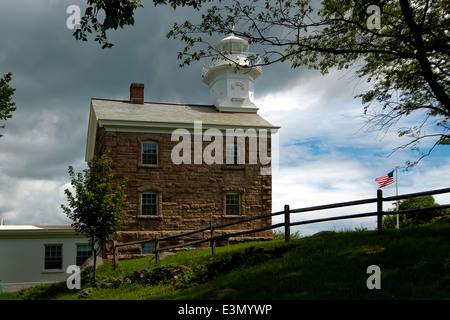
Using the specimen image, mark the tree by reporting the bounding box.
[73,0,449,168]
[72,0,203,48]
[383,195,449,229]
[61,151,128,281]
[0,72,16,138]
[168,0,449,168]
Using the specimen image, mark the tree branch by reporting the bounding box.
[399,0,450,112]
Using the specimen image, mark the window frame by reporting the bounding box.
[141,191,159,216]
[141,242,156,255]
[225,143,241,167]
[225,193,241,216]
[142,140,158,166]
[76,244,92,266]
[44,244,63,270]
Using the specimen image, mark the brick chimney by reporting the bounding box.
[130,83,144,104]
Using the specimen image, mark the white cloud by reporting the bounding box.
[0,177,71,225]
[271,159,378,235]
[256,68,450,236]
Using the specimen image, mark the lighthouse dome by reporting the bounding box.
[202,32,261,113]
[214,34,249,55]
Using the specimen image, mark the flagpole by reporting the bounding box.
[395,165,399,229]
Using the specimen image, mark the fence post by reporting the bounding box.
[210,221,216,255]
[113,240,119,270]
[377,189,383,234]
[284,204,291,242]
[154,235,160,264]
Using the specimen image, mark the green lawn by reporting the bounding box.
[2,223,449,300]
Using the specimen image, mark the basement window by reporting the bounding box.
[142,242,156,255]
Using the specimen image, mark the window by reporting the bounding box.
[76,244,92,266]
[45,244,62,270]
[142,242,155,255]
[226,144,240,166]
[142,141,158,165]
[226,193,241,216]
[142,192,158,216]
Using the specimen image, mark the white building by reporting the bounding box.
[0,225,90,292]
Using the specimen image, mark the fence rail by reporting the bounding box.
[112,187,450,268]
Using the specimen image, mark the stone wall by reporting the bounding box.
[95,126,273,258]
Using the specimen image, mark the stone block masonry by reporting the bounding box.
[95,128,273,259]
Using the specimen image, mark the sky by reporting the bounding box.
[0,0,449,236]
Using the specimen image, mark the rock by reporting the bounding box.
[78,287,92,299]
[180,265,192,273]
[151,251,175,262]
[81,256,104,271]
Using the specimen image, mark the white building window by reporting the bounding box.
[142,141,158,165]
[76,244,92,266]
[44,244,62,270]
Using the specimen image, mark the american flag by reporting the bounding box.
[375,170,394,188]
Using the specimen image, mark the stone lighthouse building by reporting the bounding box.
[85,34,279,258]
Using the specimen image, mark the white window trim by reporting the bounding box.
[43,244,64,272]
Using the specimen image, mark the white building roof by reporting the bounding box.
[0,225,73,231]
[0,225,79,237]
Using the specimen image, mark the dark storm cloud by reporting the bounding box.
[0,0,212,224]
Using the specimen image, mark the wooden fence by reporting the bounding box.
[112,187,450,267]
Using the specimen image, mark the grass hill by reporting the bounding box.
[2,223,450,300]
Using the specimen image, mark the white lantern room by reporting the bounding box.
[202,33,262,113]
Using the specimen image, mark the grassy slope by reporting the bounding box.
[3,223,450,300]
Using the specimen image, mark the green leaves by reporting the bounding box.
[61,150,128,258]
[168,0,450,167]
[73,0,144,49]
[0,72,16,138]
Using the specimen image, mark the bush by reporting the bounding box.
[273,230,302,240]
[23,281,70,300]
[383,195,450,229]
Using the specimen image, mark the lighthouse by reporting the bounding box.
[202,33,262,113]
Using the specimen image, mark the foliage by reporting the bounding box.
[383,195,450,229]
[0,72,16,138]
[61,150,128,280]
[273,230,302,240]
[19,281,71,300]
[73,0,144,49]
[168,0,450,167]
[72,0,205,49]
